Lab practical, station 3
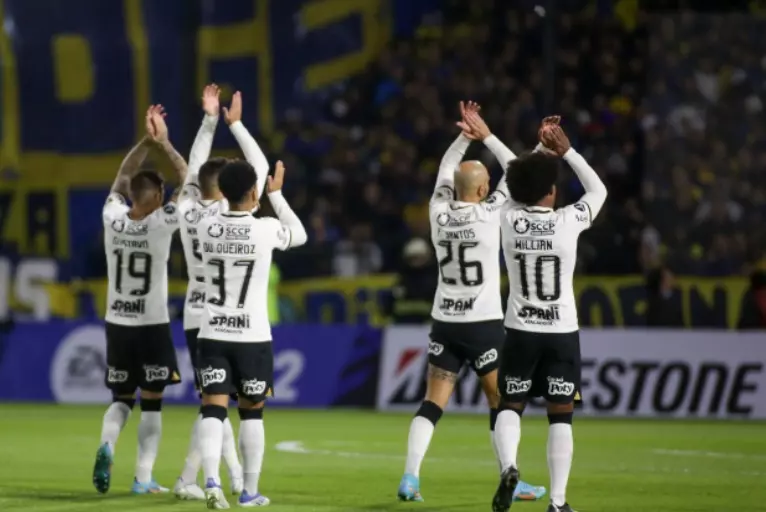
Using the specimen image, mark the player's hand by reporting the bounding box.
[268,160,285,193]
[541,125,571,156]
[537,115,560,141]
[223,91,242,125]
[202,84,220,117]
[146,105,168,143]
[456,101,486,140]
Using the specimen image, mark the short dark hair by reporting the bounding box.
[130,170,164,202]
[199,157,229,196]
[217,160,256,204]
[505,152,559,205]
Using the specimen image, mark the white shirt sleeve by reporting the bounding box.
[229,121,269,199]
[267,191,307,250]
[103,193,129,224]
[184,114,219,197]
[563,147,608,222]
[431,134,471,204]
[154,202,181,233]
[482,134,517,204]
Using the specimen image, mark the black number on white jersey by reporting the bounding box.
[438,241,484,286]
[112,249,152,296]
[207,258,256,308]
[192,239,202,260]
[514,253,561,301]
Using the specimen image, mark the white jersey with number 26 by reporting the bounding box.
[501,148,607,333]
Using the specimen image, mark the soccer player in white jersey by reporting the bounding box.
[491,125,607,512]
[196,160,307,509]
[397,102,550,503]
[93,105,188,495]
[174,87,271,500]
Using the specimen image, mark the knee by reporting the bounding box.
[546,403,573,425]
[415,400,444,426]
[112,394,136,410]
[200,403,228,422]
[238,408,263,421]
[140,397,163,412]
[499,402,526,417]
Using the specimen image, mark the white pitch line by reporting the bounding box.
[652,448,766,461]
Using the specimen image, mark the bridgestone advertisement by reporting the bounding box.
[376,327,766,419]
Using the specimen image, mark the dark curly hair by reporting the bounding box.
[218,160,256,204]
[505,152,559,206]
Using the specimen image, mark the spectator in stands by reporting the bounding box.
[389,238,436,324]
[737,268,766,330]
[332,222,383,277]
[645,266,684,327]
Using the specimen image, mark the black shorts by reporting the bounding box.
[184,328,201,388]
[428,320,504,377]
[105,322,181,394]
[499,328,581,404]
[197,339,274,403]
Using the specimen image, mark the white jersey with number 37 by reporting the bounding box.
[102,193,179,326]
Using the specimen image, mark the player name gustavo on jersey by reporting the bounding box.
[429,197,505,323]
[198,212,291,343]
[102,193,179,326]
[502,203,592,333]
[178,195,227,330]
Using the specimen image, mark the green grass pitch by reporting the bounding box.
[0,404,764,511]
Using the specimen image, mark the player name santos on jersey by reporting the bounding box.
[103,193,180,326]
[501,148,607,333]
[197,191,306,343]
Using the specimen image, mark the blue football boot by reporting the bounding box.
[397,473,424,502]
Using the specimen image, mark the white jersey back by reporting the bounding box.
[501,202,592,333]
[178,186,228,330]
[429,190,507,323]
[198,211,291,343]
[102,193,180,326]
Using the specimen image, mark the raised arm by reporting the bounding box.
[224,91,269,199]
[147,105,188,196]
[543,125,608,219]
[460,109,515,199]
[267,161,307,248]
[110,136,151,198]
[186,84,221,188]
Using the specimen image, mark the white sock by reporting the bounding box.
[200,417,224,485]
[222,418,243,481]
[135,411,162,483]
[239,419,265,496]
[179,414,202,484]
[491,431,502,472]
[100,401,131,453]
[404,416,435,477]
[548,423,573,508]
[495,410,521,471]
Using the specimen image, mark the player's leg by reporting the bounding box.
[93,323,137,494]
[222,397,244,495]
[132,323,181,494]
[176,328,206,500]
[491,329,540,512]
[542,332,581,512]
[398,324,461,502]
[198,339,233,509]
[235,342,274,507]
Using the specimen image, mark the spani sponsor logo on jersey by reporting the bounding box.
[439,297,475,315]
[547,376,575,396]
[209,313,251,329]
[518,305,560,325]
[225,225,251,241]
[189,290,206,305]
[110,298,146,316]
[200,367,227,387]
[513,218,555,236]
[436,211,476,228]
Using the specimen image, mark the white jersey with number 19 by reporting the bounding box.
[501,148,607,333]
[103,193,180,326]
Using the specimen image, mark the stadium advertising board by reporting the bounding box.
[377,327,766,419]
[0,321,380,406]
[15,269,751,329]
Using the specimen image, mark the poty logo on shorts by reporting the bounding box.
[241,379,267,396]
[505,376,532,395]
[144,365,170,382]
[200,367,227,387]
[428,341,444,356]
[547,377,575,396]
[474,349,498,369]
[107,367,129,383]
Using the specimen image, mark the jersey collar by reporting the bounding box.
[221,211,251,217]
[523,206,553,213]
